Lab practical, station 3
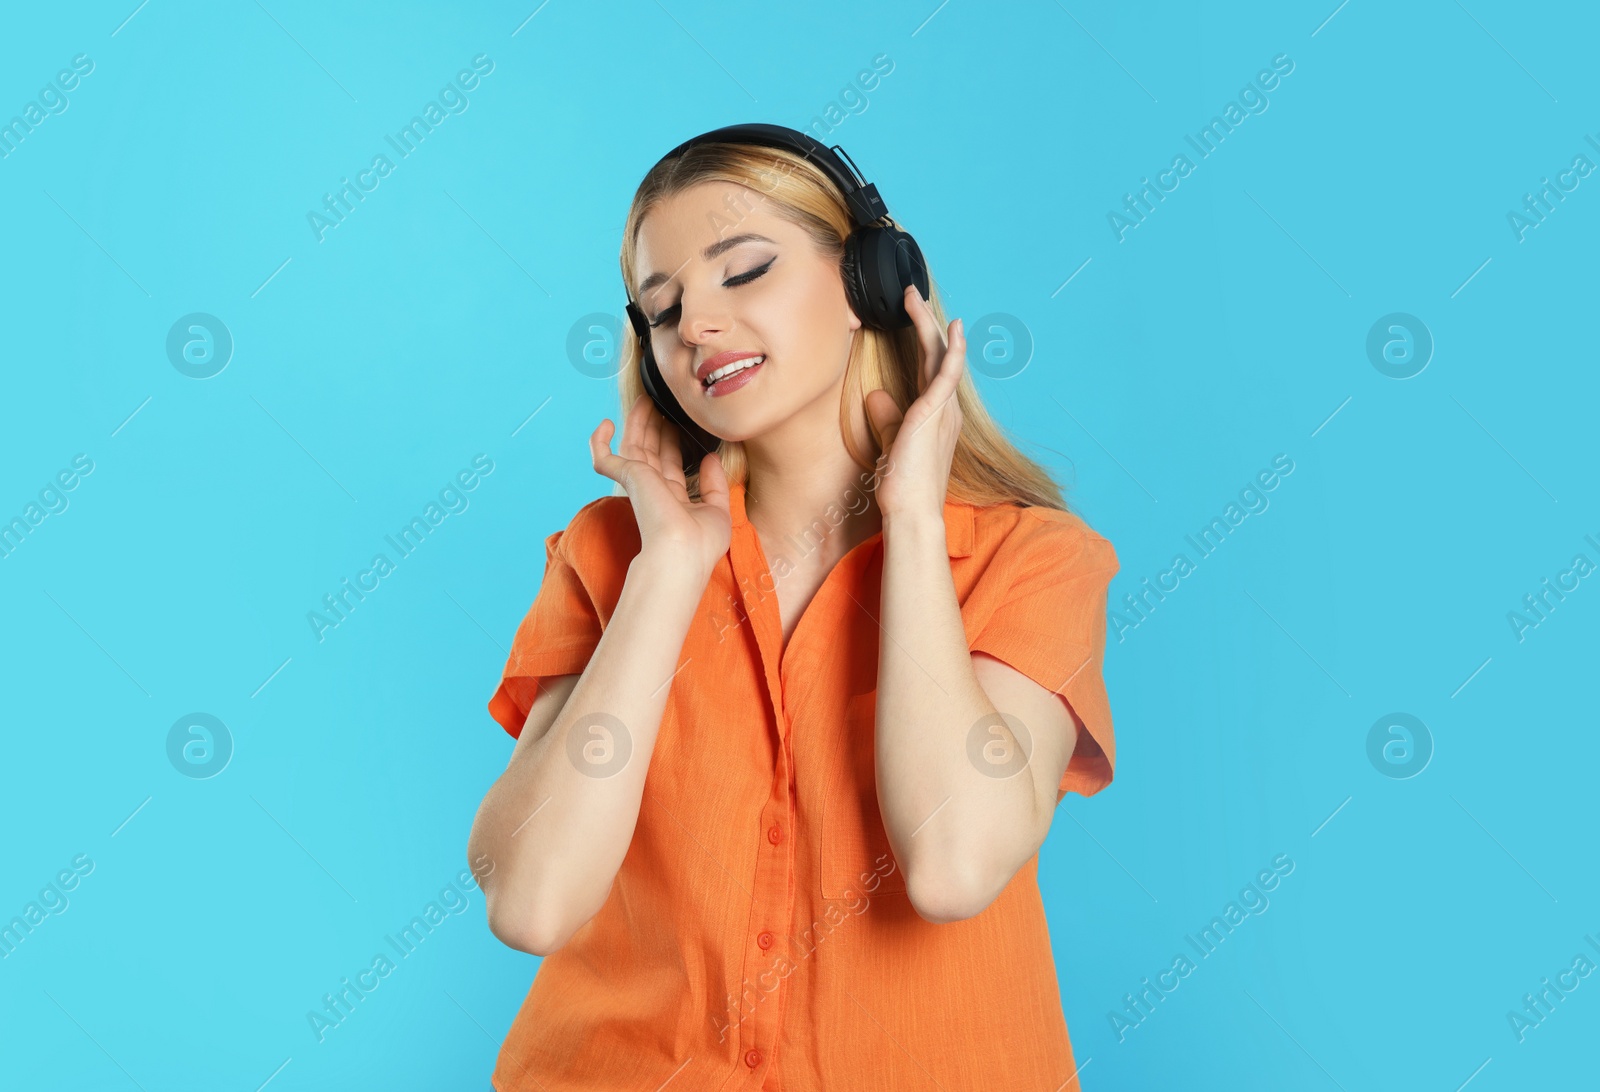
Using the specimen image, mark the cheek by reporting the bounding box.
[770,268,854,371]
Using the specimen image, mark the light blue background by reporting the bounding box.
[3,1,1596,1088]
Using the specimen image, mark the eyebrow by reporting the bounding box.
[636,233,776,298]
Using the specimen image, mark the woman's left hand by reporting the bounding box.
[864,285,967,522]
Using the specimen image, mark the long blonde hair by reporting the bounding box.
[617,139,1071,512]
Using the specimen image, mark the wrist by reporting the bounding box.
[881,505,947,547]
[631,547,714,591]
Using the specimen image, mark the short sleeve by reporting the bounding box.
[967,511,1120,800]
[486,518,606,739]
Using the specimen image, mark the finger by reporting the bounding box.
[640,394,665,475]
[659,415,687,490]
[864,388,903,454]
[864,387,901,431]
[611,395,636,457]
[900,327,966,443]
[902,318,963,414]
[903,284,938,347]
[932,313,960,387]
[872,419,901,460]
[908,307,963,410]
[617,395,646,463]
[696,449,730,515]
[903,286,946,391]
[590,418,629,487]
[928,317,967,400]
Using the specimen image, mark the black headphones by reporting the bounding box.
[622,122,930,473]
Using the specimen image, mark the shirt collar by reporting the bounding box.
[728,478,973,558]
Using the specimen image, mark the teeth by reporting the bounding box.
[703,355,764,387]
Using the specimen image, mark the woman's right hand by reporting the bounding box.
[590,393,731,584]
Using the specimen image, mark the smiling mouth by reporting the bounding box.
[701,354,765,390]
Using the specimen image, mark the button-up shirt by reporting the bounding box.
[486,477,1119,1090]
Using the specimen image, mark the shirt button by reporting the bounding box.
[745,1048,763,1068]
[757,931,774,950]
[767,824,782,845]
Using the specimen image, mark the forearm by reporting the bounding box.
[875,511,1041,920]
[471,549,707,952]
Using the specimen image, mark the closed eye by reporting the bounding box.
[648,258,775,329]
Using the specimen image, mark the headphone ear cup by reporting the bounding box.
[845,226,929,329]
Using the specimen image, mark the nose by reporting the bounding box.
[677,287,733,350]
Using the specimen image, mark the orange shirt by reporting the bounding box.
[486,477,1119,1090]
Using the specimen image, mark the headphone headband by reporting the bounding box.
[648,123,890,233]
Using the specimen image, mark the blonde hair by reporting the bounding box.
[617,139,1071,512]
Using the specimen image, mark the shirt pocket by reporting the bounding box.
[818,690,907,899]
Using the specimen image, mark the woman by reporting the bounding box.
[468,124,1120,1090]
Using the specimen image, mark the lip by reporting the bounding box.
[696,350,764,382]
[704,358,763,398]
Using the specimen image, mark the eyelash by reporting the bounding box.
[648,259,774,329]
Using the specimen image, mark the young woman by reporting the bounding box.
[468,125,1120,1091]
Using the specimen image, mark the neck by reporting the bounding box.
[742,454,884,571]
[737,354,887,566]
